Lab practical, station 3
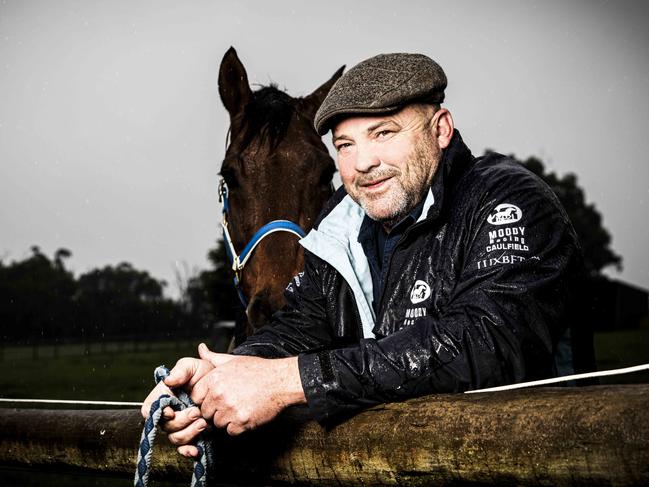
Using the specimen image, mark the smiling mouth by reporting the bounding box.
[360,176,392,190]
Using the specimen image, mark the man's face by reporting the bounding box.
[332,105,442,227]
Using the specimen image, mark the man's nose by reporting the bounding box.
[354,143,381,172]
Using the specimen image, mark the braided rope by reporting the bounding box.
[134,366,212,487]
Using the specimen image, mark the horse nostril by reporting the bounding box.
[246,292,273,330]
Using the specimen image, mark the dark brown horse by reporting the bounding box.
[218,47,343,339]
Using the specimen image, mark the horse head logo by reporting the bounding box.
[487,203,522,225]
[410,280,431,304]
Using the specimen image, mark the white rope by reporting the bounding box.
[0,398,141,406]
[466,362,649,394]
[1,363,647,405]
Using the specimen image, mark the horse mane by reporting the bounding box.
[239,85,295,150]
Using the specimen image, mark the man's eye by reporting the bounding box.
[376,130,392,138]
[336,143,352,152]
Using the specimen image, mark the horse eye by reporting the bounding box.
[220,167,239,188]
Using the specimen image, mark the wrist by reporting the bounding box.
[276,356,306,407]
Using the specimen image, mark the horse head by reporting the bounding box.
[218,47,343,336]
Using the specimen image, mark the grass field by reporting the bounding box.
[1,327,647,404]
[593,326,649,384]
[0,338,214,403]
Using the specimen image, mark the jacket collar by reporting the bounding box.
[421,129,474,223]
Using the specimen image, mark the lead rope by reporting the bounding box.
[134,366,213,487]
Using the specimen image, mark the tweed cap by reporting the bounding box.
[314,53,447,135]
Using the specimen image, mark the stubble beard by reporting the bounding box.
[349,138,441,229]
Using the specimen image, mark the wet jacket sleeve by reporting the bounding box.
[298,167,582,422]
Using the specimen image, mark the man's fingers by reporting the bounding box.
[190,373,210,406]
[178,445,200,458]
[164,357,202,388]
[162,406,176,420]
[141,357,213,419]
[165,356,216,390]
[212,410,229,429]
[141,381,173,418]
[166,417,208,446]
[226,422,247,436]
[199,396,218,422]
[161,407,201,433]
[198,343,234,367]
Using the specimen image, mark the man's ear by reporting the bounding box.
[433,108,454,149]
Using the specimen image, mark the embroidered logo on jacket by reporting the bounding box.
[403,306,428,327]
[486,226,529,252]
[487,203,522,225]
[410,280,431,304]
[285,271,304,293]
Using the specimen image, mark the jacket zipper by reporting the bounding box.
[375,219,434,327]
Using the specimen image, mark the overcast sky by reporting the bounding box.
[1,0,648,297]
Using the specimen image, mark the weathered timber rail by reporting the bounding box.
[1,385,648,486]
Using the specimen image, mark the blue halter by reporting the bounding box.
[218,178,306,308]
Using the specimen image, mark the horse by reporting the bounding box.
[217,47,343,342]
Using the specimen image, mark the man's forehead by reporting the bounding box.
[332,107,417,138]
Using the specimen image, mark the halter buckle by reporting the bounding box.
[218,178,228,203]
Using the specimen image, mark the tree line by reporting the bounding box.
[0,242,239,345]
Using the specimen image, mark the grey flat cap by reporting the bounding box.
[314,53,447,135]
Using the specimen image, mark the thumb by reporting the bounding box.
[164,357,203,388]
[198,342,235,366]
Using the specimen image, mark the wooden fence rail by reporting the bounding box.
[1,385,648,486]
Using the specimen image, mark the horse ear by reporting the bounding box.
[299,65,345,121]
[218,47,252,118]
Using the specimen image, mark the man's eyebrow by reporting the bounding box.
[333,120,397,142]
[332,133,351,143]
[365,120,395,133]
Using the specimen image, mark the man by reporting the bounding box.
[143,53,584,457]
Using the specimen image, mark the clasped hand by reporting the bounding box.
[141,343,305,457]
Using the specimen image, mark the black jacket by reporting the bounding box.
[234,131,584,422]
